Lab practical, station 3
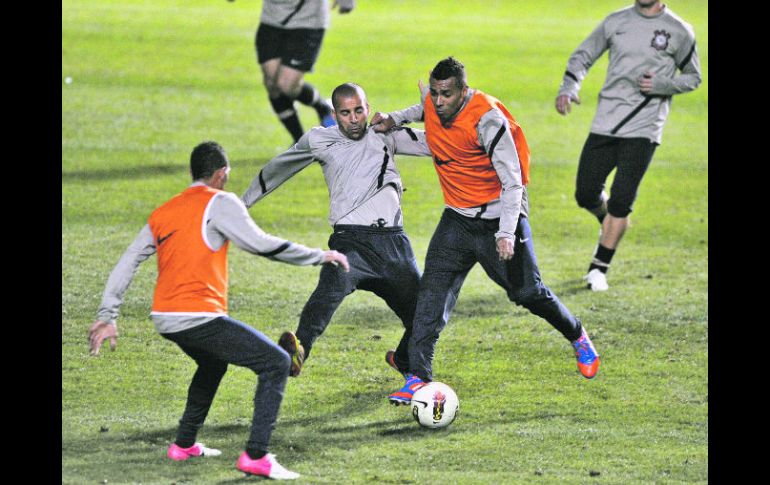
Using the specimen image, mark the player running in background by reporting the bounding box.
[243,0,355,143]
[372,57,601,404]
[88,141,349,480]
[242,82,432,380]
[554,0,701,291]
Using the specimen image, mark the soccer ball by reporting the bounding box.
[411,381,459,429]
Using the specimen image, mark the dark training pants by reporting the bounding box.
[296,225,421,372]
[575,133,658,218]
[161,316,290,452]
[409,209,582,381]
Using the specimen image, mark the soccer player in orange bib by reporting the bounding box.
[372,57,600,404]
[88,141,348,479]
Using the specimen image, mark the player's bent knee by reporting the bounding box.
[607,200,633,218]
[272,348,292,376]
[575,190,602,210]
[276,77,303,98]
[249,346,291,376]
[509,285,548,307]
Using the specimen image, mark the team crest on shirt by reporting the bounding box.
[650,30,671,50]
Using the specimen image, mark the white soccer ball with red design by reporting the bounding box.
[411,381,459,428]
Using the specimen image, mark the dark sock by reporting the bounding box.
[269,95,304,142]
[246,448,268,460]
[589,243,615,274]
[296,83,330,118]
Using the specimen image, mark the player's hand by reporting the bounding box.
[370,112,395,133]
[323,250,350,272]
[496,237,515,261]
[639,71,655,94]
[89,320,118,356]
[333,0,355,14]
[555,94,580,115]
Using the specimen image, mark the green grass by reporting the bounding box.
[62,1,708,483]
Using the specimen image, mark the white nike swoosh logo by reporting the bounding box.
[519,237,530,243]
[289,59,301,66]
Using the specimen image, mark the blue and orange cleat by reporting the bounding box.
[572,327,600,379]
[388,373,426,405]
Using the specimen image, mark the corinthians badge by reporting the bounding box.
[650,30,671,50]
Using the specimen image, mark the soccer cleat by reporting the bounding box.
[572,327,600,379]
[236,452,300,480]
[385,350,405,376]
[278,331,305,377]
[167,442,222,461]
[388,374,426,405]
[320,99,336,127]
[583,268,609,292]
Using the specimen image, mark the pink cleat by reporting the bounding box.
[167,442,221,461]
[236,452,300,480]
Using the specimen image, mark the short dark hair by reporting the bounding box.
[331,82,366,110]
[190,141,228,181]
[430,56,467,89]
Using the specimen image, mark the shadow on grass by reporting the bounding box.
[333,303,411,332]
[62,159,268,182]
[542,277,594,298]
[64,388,421,458]
[63,386,572,484]
[62,164,185,182]
[450,277,590,319]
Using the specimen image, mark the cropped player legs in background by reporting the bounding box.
[259,58,335,142]
[574,134,656,291]
[256,25,335,143]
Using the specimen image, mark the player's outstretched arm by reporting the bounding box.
[89,225,156,357]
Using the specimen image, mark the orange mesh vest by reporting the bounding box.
[424,90,530,208]
[148,185,230,315]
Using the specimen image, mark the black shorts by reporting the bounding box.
[574,133,658,217]
[255,23,325,72]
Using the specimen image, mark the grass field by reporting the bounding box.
[62,1,708,483]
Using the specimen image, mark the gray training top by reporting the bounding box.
[387,88,529,241]
[557,4,701,143]
[242,124,432,228]
[260,0,355,30]
[96,183,325,334]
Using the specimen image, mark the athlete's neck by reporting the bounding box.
[635,1,664,17]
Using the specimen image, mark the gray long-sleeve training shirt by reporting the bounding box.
[260,0,355,30]
[557,4,701,143]
[96,182,326,334]
[242,124,432,228]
